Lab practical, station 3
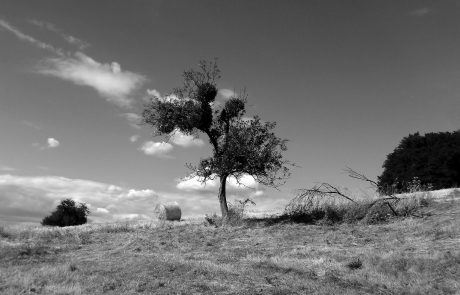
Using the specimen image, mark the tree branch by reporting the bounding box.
[299,183,357,203]
[344,167,378,187]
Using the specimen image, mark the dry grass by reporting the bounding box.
[0,190,459,294]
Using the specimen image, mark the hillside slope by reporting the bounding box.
[1,189,459,294]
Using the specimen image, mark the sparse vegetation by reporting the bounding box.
[279,168,440,227]
[279,192,432,226]
[0,190,458,294]
[205,198,256,227]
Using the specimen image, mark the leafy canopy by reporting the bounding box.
[142,60,291,186]
[41,198,90,227]
[378,131,460,193]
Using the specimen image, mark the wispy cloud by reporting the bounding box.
[139,141,173,157]
[0,19,63,55]
[62,35,89,50]
[1,19,145,108]
[29,19,90,50]
[37,52,146,108]
[21,120,42,130]
[0,165,16,172]
[47,138,60,148]
[169,129,205,147]
[29,19,58,31]
[121,113,142,129]
[130,135,140,143]
[409,7,431,17]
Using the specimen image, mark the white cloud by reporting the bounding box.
[0,174,161,224]
[218,88,236,99]
[177,174,259,192]
[130,135,140,142]
[409,7,431,17]
[107,184,122,192]
[29,19,90,50]
[47,138,60,148]
[61,35,90,50]
[143,89,161,103]
[127,189,156,198]
[139,141,173,157]
[121,113,142,129]
[0,19,63,55]
[177,176,219,192]
[145,89,190,104]
[95,207,110,214]
[146,89,161,98]
[169,129,205,147]
[37,52,146,108]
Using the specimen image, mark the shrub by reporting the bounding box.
[362,202,394,224]
[322,205,344,225]
[41,198,90,227]
[342,203,369,223]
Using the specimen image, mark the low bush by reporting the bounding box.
[362,202,395,224]
[282,190,432,225]
[342,203,369,223]
[42,199,90,227]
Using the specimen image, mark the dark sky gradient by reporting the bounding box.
[1,0,459,223]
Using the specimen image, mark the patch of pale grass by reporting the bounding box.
[3,263,84,295]
[1,195,458,294]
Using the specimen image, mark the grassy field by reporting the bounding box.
[1,190,459,294]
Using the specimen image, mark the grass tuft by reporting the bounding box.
[346,257,363,270]
[0,226,14,239]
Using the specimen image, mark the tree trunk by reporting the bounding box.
[218,174,229,220]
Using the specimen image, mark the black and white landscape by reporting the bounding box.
[0,1,459,294]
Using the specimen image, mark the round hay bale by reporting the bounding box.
[154,202,181,221]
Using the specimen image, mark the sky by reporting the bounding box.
[1,0,459,224]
